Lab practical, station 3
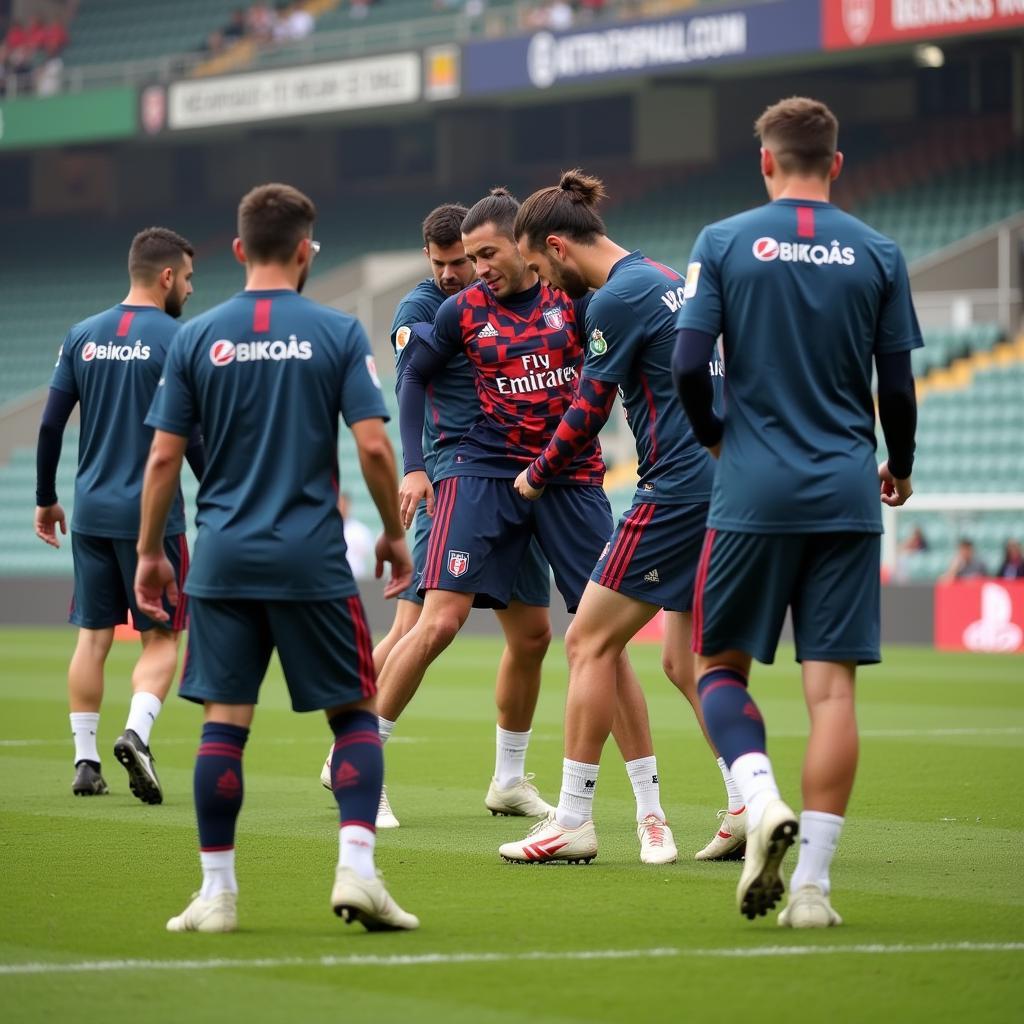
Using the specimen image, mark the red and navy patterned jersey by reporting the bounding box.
[428,280,604,485]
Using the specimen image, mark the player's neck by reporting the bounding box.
[770,176,832,203]
[245,265,298,292]
[579,237,632,289]
[121,286,163,309]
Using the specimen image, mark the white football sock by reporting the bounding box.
[495,726,531,788]
[717,756,745,813]
[555,758,599,829]
[199,849,237,899]
[339,824,377,881]
[730,752,781,829]
[790,811,844,896]
[125,691,162,746]
[625,756,665,822]
[377,717,396,745]
[70,712,100,765]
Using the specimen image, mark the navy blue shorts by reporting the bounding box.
[401,500,551,607]
[692,530,881,665]
[70,532,189,633]
[422,476,611,613]
[180,595,377,712]
[591,501,709,612]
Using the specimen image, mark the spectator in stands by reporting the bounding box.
[246,2,276,41]
[41,16,69,58]
[998,539,1024,580]
[339,493,375,580]
[941,538,989,582]
[222,8,248,43]
[273,0,314,41]
[894,524,929,582]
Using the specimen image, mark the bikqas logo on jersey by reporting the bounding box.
[209,336,313,366]
[543,307,565,330]
[82,340,151,362]
[752,236,856,266]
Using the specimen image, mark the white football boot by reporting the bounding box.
[166,891,237,933]
[499,812,598,864]
[637,814,678,865]
[736,798,798,920]
[485,773,554,817]
[778,884,843,928]
[331,866,419,931]
[319,748,333,789]
[694,807,747,861]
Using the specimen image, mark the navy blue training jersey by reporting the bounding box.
[392,278,477,481]
[677,198,923,534]
[427,281,604,484]
[583,251,717,505]
[146,289,388,600]
[50,304,186,538]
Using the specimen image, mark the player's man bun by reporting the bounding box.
[557,170,607,208]
[514,169,607,250]
[462,186,520,240]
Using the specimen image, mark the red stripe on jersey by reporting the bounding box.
[639,372,658,466]
[253,298,272,333]
[346,596,377,698]
[116,311,135,337]
[796,206,815,239]
[692,528,717,654]
[643,258,681,282]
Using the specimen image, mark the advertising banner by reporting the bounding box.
[166,52,421,131]
[934,579,1024,653]
[823,0,1024,50]
[462,0,822,95]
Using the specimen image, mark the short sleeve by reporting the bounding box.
[675,228,723,337]
[339,321,390,427]
[49,330,78,397]
[875,247,924,355]
[582,291,644,384]
[145,330,197,438]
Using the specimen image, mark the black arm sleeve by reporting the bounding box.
[875,349,917,480]
[672,328,723,449]
[35,387,77,506]
[184,424,206,481]
[398,340,451,474]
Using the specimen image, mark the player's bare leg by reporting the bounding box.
[663,611,747,860]
[779,660,856,928]
[486,601,553,817]
[68,626,113,795]
[114,626,179,805]
[372,598,422,675]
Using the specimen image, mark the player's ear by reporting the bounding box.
[760,147,773,178]
[546,234,565,260]
[830,150,844,182]
[232,237,246,266]
[158,266,174,291]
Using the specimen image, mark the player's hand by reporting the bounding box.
[134,552,177,624]
[514,469,544,501]
[34,504,67,548]
[400,471,434,529]
[878,461,913,507]
[375,533,413,599]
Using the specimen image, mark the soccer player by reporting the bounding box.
[673,97,920,926]
[387,187,676,864]
[34,227,201,804]
[498,170,747,864]
[135,183,418,933]
[319,204,554,826]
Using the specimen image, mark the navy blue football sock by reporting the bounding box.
[697,667,766,766]
[328,710,383,831]
[194,722,249,851]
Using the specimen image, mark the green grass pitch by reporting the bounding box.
[1,626,1022,1023]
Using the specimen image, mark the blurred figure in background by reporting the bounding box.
[997,539,1024,579]
[942,537,988,582]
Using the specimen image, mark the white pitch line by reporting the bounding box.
[2,942,1022,977]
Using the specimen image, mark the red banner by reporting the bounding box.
[935,579,1024,653]
[823,0,1024,50]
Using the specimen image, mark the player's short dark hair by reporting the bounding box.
[127,227,194,284]
[462,187,520,240]
[237,182,317,264]
[514,169,607,251]
[754,97,838,177]
[422,203,469,249]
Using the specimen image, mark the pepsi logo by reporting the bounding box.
[82,342,97,361]
[210,340,236,366]
[752,237,780,261]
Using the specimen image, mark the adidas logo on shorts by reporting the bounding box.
[644,569,660,583]
[478,322,499,338]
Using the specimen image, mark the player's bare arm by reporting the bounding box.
[351,417,413,598]
[134,429,188,622]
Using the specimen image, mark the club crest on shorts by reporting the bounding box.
[543,307,564,330]
[447,550,470,577]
